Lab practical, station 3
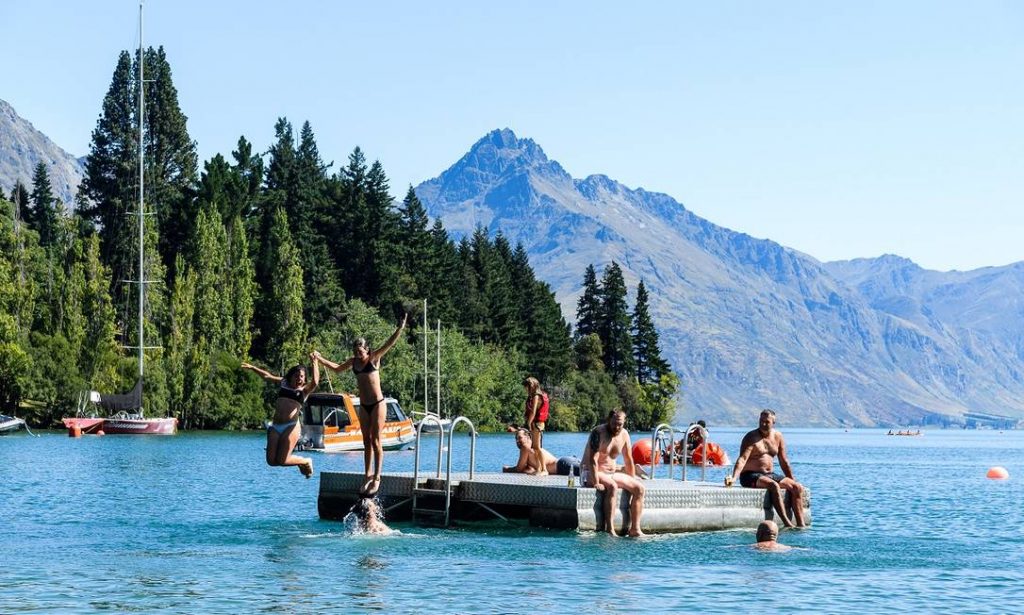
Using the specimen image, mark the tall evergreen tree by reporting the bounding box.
[396,186,432,303]
[190,203,231,351]
[598,261,635,380]
[575,264,601,339]
[29,163,58,247]
[428,218,460,326]
[330,147,370,299]
[144,46,199,273]
[264,207,306,371]
[631,280,669,384]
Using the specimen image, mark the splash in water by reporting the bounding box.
[343,498,397,536]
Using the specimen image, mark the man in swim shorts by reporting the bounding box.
[725,409,807,528]
[503,428,559,474]
[581,409,645,537]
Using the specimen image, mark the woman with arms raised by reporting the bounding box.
[241,353,320,478]
[314,314,407,496]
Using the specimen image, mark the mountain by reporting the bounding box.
[0,98,84,205]
[415,129,1024,427]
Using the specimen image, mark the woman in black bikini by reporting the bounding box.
[241,353,320,478]
[314,314,407,496]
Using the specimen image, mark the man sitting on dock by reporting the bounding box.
[503,428,559,474]
[582,409,645,537]
[725,409,807,528]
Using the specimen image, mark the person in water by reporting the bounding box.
[241,355,320,478]
[504,427,556,474]
[314,314,407,496]
[725,409,807,528]
[522,377,550,476]
[350,498,391,535]
[753,520,791,551]
[581,409,646,537]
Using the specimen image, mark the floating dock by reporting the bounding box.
[318,471,811,533]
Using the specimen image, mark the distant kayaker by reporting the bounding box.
[241,354,320,479]
[314,314,407,497]
[725,409,807,528]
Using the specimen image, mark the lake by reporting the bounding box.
[2,427,1021,613]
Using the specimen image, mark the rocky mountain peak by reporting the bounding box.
[0,98,84,205]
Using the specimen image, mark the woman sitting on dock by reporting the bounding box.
[241,355,320,478]
[314,314,408,496]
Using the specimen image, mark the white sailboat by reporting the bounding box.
[62,1,176,436]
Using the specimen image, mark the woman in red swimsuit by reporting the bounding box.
[522,376,550,476]
[315,314,407,496]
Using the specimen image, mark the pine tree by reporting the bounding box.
[29,163,58,247]
[330,147,370,299]
[227,215,257,358]
[575,264,601,339]
[396,186,432,302]
[265,207,306,371]
[598,261,635,379]
[190,203,231,351]
[144,46,199,273]
[631,280,669,384]
[428,218,460,326]
[166,254,196,424]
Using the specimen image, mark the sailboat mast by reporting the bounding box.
[436,319,440,417]
[137,1,146,380]
[423,299,428,416]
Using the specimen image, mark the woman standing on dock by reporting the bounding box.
[522,377,550,476]
[314,314,408,496]
[241,354,320,478]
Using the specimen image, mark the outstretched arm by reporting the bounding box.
[303,352,320,396]
[240,362,280,383]
[312,350,353,374]
[372,313,408,362]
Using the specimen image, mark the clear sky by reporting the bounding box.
[2,1,1022,271]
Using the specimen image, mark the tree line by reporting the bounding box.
[0,46,676,431]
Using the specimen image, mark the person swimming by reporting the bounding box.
[347,498,392,535]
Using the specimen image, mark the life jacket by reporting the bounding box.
[527,392,549,423]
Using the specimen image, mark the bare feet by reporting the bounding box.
[299,459,313,479]
[606,524,619,537]
[359,475,373,494]
[365,476,382,497]
[628,528,645,538]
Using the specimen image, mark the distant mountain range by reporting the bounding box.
[0,98,84,205]
[416,129,1024,427]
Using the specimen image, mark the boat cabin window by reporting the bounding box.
[386,401,406,422]
[305,402,350,428]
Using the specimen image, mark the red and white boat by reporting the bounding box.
[63,381,177,436]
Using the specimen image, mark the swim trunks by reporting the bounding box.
[739,471,786,488]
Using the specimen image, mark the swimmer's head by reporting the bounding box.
[514,428,531,449]
[756,520,779,542]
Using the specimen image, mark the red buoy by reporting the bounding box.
[987,466,1009,480]
[632,439,654,465]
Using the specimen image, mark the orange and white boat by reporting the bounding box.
[298,393,416,452]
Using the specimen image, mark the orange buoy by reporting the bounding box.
[692,442,727,465]
[632,439,654,465]
[70,425,82,438]
[986,466,1009,480]
[96,430,105,436]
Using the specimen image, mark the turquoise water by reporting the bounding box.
[2,428,1022,613]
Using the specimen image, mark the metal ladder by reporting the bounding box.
[649,423,709,482]
[411,415,477,526]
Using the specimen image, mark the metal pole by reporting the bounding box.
[436,319,440,418]
[423,299,428,416]
[137,0,145,381]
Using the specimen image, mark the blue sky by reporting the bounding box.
[2,1,1022,271]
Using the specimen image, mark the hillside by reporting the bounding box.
[0,98,84,205]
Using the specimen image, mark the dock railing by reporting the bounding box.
[650,423,676,480]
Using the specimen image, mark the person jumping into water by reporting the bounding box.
[314,314,407,496]
[241,354,320,479]
[725,408,807,528]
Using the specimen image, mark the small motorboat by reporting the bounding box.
[296,392,416,453]
[0,414,27,435]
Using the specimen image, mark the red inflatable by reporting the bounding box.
[632,438,655,465]
[691,442,729,466]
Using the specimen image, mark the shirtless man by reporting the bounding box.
[582,409,646,537]
[753,520,791,551]
[725,409,806,528]
[503,428,559,474]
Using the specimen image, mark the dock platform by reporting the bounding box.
[318,471,811,533]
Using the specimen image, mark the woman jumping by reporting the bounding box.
[241,354,320,479]
[314,314,407,496]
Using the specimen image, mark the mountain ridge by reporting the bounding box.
[0,98,84,205]
[416,129,1024,427]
